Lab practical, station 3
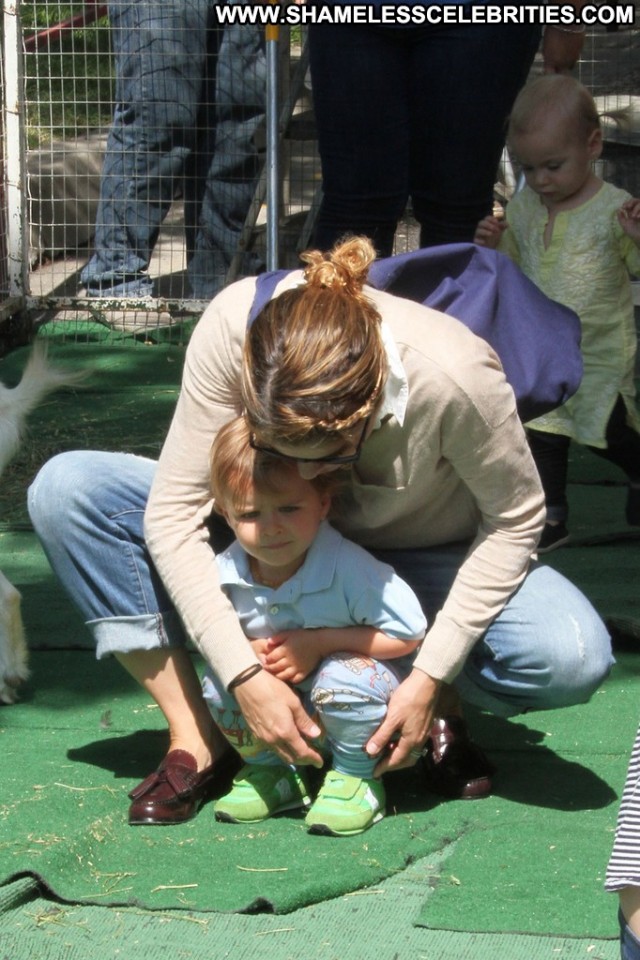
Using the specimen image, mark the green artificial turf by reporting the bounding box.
[0,329,638,937]
[0,649,448,913]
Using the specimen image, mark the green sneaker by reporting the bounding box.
[214,764,311,823]
[305,770,386,836]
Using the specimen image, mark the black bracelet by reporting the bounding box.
[227,663,264,691]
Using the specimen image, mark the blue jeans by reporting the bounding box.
[203,653,414,778]
[27,451,613,717]
[80,1,265,300]
[308,21,541,256]
[621,909,640,960]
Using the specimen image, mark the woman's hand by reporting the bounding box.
[365,668,440,776]
[263,630,321,684]
[233,667,324,767]
[542,25,586,74]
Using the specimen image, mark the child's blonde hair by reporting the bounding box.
[508,74,601,142]
[241,235,387,449]
[210,415,336,514]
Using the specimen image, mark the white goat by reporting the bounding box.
[0,342,81,704]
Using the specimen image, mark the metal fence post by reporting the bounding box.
[3,0,28,308]
[265,14,279,271]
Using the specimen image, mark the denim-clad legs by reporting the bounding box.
[28,451,613,713]
[308,22,541,256]
[27,452,188,656]
[80,1,264,299]
[188,24,266,298]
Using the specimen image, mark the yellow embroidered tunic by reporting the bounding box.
[499,181,640,447]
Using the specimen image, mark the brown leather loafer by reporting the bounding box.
[422,716,495,800]
[128,748,240,825]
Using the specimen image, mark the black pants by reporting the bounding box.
[308,21,540,256]
[528,396,640,523]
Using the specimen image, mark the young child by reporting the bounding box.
[606,723,640,960]
[475,74,640,552]
[201,416,426,836]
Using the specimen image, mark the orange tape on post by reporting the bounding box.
[266,0,280,41]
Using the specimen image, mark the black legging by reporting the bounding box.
[528,396,640,523]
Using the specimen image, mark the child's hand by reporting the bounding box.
[263,630,321,685]
[618,199,640,246]
[474,215,508,249]
[251,637,273,663]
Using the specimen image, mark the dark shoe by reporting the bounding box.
[128,748,240,825]
[422,716,495,800]
[537,522,570,554]
[626,484,640,526]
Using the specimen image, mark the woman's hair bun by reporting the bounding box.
[301,236,376,298]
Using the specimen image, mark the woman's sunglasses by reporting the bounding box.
[249,417,369,466]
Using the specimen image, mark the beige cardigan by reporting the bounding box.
[145,272,546,688]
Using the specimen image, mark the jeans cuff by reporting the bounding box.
[82,277,155,299]
[89,610,187,659]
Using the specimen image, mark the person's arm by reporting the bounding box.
[612,194,640,281]
[618,198,640,252]
[474,215,507,249]
[144,279,256,683]
[145,273,325,768]
[477,195,522,263]
[232,667,324,766]
[364,341,546,771]
[145,274,307,687]
[422,363,545,680]
[620,887,640,940]
[542,1,588,75]
[263,626,422,684]
[366,667,441,772]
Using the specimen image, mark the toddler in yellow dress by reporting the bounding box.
[475,74,640,552]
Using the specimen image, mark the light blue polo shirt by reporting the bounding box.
[216,521,426,642]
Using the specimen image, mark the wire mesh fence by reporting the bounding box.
[1,2,321,346]
[0,11,7,304]
[579,22,640,203]
[0,5,639,350]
